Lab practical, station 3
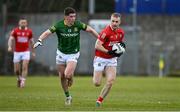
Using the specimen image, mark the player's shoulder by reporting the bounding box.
[101,25,111,35]
[27,27,33,32]
[12,27,19,31]
[56,20,64,24]
[54,20,64,27]
[117,27,125,33]
[11,27,19,34]
[74,20,85,26]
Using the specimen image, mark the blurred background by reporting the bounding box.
[0,0,180,77]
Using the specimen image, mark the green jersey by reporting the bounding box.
[49,20,87,54]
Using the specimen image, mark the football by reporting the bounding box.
[112,43,125,54]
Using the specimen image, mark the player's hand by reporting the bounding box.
[33,39,42,48]
[8,46,13,52]
[120,42,126,49]
[107,49,117,56]
[115,53,123,57]
[107,49,122,57]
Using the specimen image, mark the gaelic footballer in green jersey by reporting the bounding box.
[49,20,87,54]
[34,7,99,106]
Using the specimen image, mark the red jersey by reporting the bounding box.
[10,27,33,52]
[95,25,125,59]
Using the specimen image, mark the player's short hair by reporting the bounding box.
[111,13,121,18]
[19,17,27,20]
[64,7,76,16]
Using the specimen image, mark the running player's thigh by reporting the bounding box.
[57,64,66,78]
[93,70,103,84]
[105,66,116,81]
[64,61,77,76]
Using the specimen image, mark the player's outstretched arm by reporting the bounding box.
[85,25,99,38]
[33,29,52,48]
[30,38,36,57]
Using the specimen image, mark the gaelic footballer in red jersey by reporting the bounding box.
[93,13,126,107]
[95,25,125,59]
[8,18,35,88]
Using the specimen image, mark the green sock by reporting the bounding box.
[65,91,70,97]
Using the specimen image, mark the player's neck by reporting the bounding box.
[110,25,117,31]
[19,27,27,30]
[64,20,73,27]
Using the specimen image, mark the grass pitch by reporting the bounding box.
[0,76,180,111]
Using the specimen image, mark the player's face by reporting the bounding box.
[110,16,121,30]
[19,19,28,29]
[66,13,76,25]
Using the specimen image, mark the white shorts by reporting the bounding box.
[13,51,30,63]
[93,56,117,71]
[56,49,80,65]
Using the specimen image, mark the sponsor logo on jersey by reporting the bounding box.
[22,32,25,36]
[17,36,28,43]
[60,33,79,37]
[109,41,119,46]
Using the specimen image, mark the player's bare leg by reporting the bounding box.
[57,64,68,93]
[96,66,116,107]
[63,61,77,105]
[65,61,77,87]
[93,71,103,87]
[21,60,29,88]
[93,71,103,106]
[57,64,73,105]
[14,62,21,87]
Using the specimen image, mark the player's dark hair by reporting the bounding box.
[18,17,27,22]
[111,13,121,18]
[64,7,76,16]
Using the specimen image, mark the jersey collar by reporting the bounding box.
[19,27,28,30]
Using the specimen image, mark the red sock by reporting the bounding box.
[97,96,103,103]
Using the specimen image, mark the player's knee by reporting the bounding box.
[94,83,101,87]
[64,71,73,79]
[65,74,72,79]
[60,74,65,79]
[107,79,115,87]
[93,80,101,87]
[22,66,28,72]
[14,70,20,75]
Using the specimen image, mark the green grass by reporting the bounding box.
[0,76,180,111]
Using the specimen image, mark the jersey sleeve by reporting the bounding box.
[49,23,58,33]
[77,21,87,31]
[10,29,16,37]
[98,30,107,43]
